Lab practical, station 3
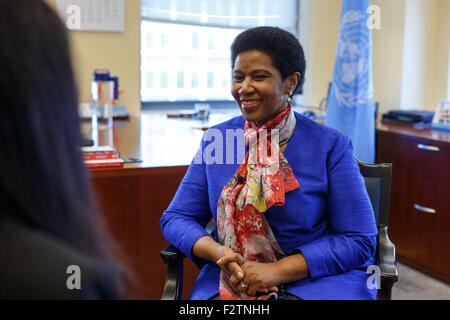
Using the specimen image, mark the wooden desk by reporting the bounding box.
[82,114,238,299]
[376,121,450,283]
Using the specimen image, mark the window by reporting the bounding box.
[207,71,214,88]
[145,71,153,88]
[177,71,184,88]
[161,33,169,48]
[191,72,199,88]
[141,0,298,105]
[145,33,153,48]
[141,21,241,102]
[160,71,168,88]
[192,32,199,49]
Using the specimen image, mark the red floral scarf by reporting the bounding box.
[216,105,299,300]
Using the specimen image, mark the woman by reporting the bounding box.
[0,0,127,299]
[160,27,377,300]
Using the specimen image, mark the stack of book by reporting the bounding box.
[82,146,124,169]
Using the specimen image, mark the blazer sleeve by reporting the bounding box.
[297,134,378,279]
[160,137,214,267]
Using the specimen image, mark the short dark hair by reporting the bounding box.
[231,26,306,94]
[0,0,127,294]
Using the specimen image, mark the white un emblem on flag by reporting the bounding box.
[333,11,374,108]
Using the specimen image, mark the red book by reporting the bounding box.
[83,151,119,161]
[85,159,124,169]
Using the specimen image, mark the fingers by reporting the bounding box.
[244,279,257,296]
[216,249,245,288]
[216,258,243,278]
[236,275,267,296]
[228,263,244,287]
[216,251,245,287]
[226,260,243,277]
[267,286,278,293]
[246,284,278,297]
[216,248,278,297]
[237,281,277,296]
[216,252,245,266]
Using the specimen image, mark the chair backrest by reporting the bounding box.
[355,158,393,227]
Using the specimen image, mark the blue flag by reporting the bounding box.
[325,0,375,163]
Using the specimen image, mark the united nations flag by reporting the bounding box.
[325,0,375,163]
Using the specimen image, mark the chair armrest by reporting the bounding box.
[377,225,399,300]
[160,245,185,300]
[378,225,398,277]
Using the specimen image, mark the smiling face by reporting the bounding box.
[231,50,298,126]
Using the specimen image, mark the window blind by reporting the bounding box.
[141,0,298,32]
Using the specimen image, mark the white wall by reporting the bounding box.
[298,0,450,114]
[448,49,450,101]
[372,0,406,117]
[436,0,450,103]
[297,0,341,108]
[400,0,450,110]
[400,0,438,110]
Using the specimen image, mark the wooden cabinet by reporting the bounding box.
[91,166,201,299]
[376,121,450,283]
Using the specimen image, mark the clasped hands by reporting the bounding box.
[216,245,280,297]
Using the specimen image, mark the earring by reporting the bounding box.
[286,90,293,104]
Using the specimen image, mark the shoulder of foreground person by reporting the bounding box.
[0,219,119,300]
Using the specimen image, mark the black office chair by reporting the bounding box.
[355,158,398,300]
[160,159,398,300]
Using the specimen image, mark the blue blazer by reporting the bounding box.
[160,112,378,300]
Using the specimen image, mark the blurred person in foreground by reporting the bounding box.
[0,0,128,299]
